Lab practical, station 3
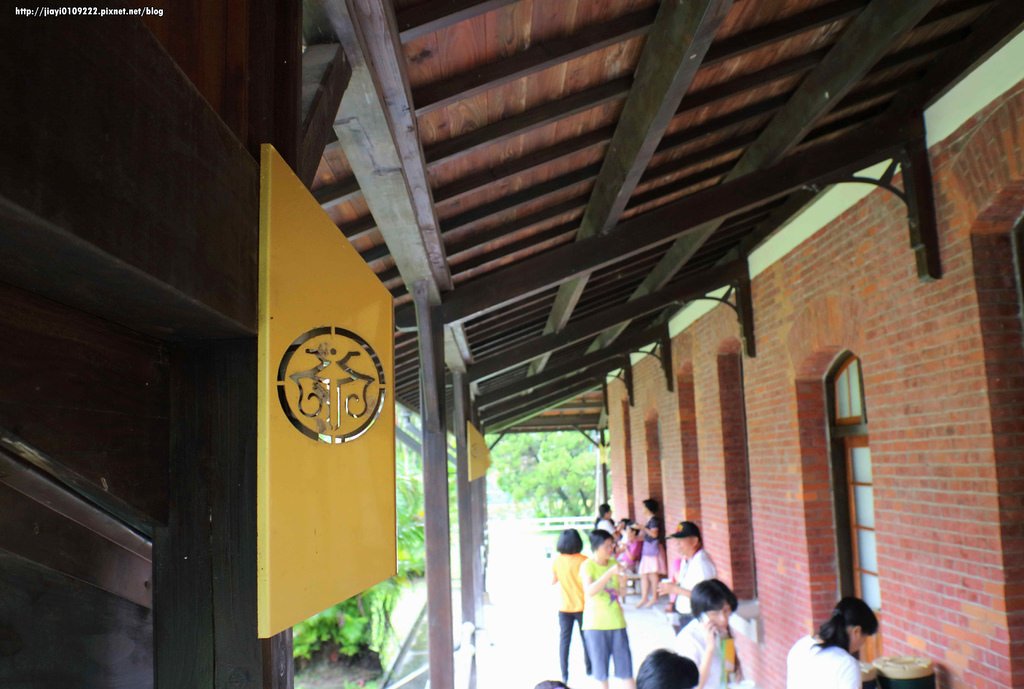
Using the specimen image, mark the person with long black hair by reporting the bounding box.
[635,498,666,608]
[551,529,591,684]
[595,503,615,533]
[675,579,742,689]
[786,597,879,689]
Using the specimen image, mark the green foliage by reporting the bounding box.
[293,598,370,659]
[487,431,598,517]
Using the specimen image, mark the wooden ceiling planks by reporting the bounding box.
[307,0,1024,431]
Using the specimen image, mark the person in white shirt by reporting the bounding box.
[658,521,716,631]
[595,503,615,534]
[786,597,879,689]
[674,579,742,689]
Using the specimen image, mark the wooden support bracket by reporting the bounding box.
[839,113,941,281]
[899,135,942,281]
[735,264,757,358]
[622,356,635,407]
[659,325,674,392]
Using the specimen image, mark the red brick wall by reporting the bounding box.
[717,349,756,600]
[609,395,635,520]
[607,80,1024,689]
[643,413,664,515]
[972,216,1024,686]
[677,365,702,524]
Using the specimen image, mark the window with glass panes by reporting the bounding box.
[829,355,882,661]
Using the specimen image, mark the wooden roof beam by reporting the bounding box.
[325,0,451,297]
[423,78,633,167]
[321,0,472,371]
[397,0,520,43]
[886,0,1024,114]
[483,377,606,430]
[379,73,922,269]
[465,261,747,382]
[532,0,733,374]
[393,116,916,331]
[500,415,602,432]
[314,0,985,209]
[413,7,657,115]
[299,43,351,187]
[481,366,612,424]
[476,326,667,407]
[589,0,942,352]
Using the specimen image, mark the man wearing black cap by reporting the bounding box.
[657,521,716,631]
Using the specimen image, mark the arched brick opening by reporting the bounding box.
[643,410,664,515]
[676,364,701,523]
[619,399,634,520]
[717,341,756,599]
[794,347,845,625]
[969,186,1024,685]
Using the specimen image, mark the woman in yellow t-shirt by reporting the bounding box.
[581,529,636,689]
[552,529,592,684]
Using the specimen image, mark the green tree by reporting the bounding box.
[488,431,597,517]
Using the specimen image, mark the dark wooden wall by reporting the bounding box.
[0,4,298,685]
[0,284,170,526]
[0,552,153,688]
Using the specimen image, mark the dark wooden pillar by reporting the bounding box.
[413,281,455,689]
[453,371,478,689]
[155,340,262,688]
[475,472,489,609]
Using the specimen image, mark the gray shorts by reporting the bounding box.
[582,628,632,681]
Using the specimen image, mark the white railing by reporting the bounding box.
[488,516,595,533]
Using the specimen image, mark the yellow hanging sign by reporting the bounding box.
[257,145,396,638]
[467,422,491,481]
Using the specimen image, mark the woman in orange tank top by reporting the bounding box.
[552,529,592,684]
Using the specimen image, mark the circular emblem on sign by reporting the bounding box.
[276,327,387,444]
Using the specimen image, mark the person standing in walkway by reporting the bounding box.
[595,504,615,534]
[580,529,636,689]
[675,579,742,689]
[552,529,592,685]
[658,521,716,632]
[636,498,666,608]
[786,597,879,689]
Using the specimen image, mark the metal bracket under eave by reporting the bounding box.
[817,122,941,281]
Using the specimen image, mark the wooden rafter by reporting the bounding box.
[475,325,665,408]
[298,43,351,187]
[394,116,916,331]
[465,261,747,382]
[532,0,733,375]
[397,0,520,43]
[345,29,952,267]
[412,7,657,116]
[589,0,942,352]
[316,0,869,211]
[485,377,606,430]
[320,0,472,372]
[500,414,603,432]
[325,0,451,296]
[481,363,617,420]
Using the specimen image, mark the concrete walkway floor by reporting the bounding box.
[473,526,676,689]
